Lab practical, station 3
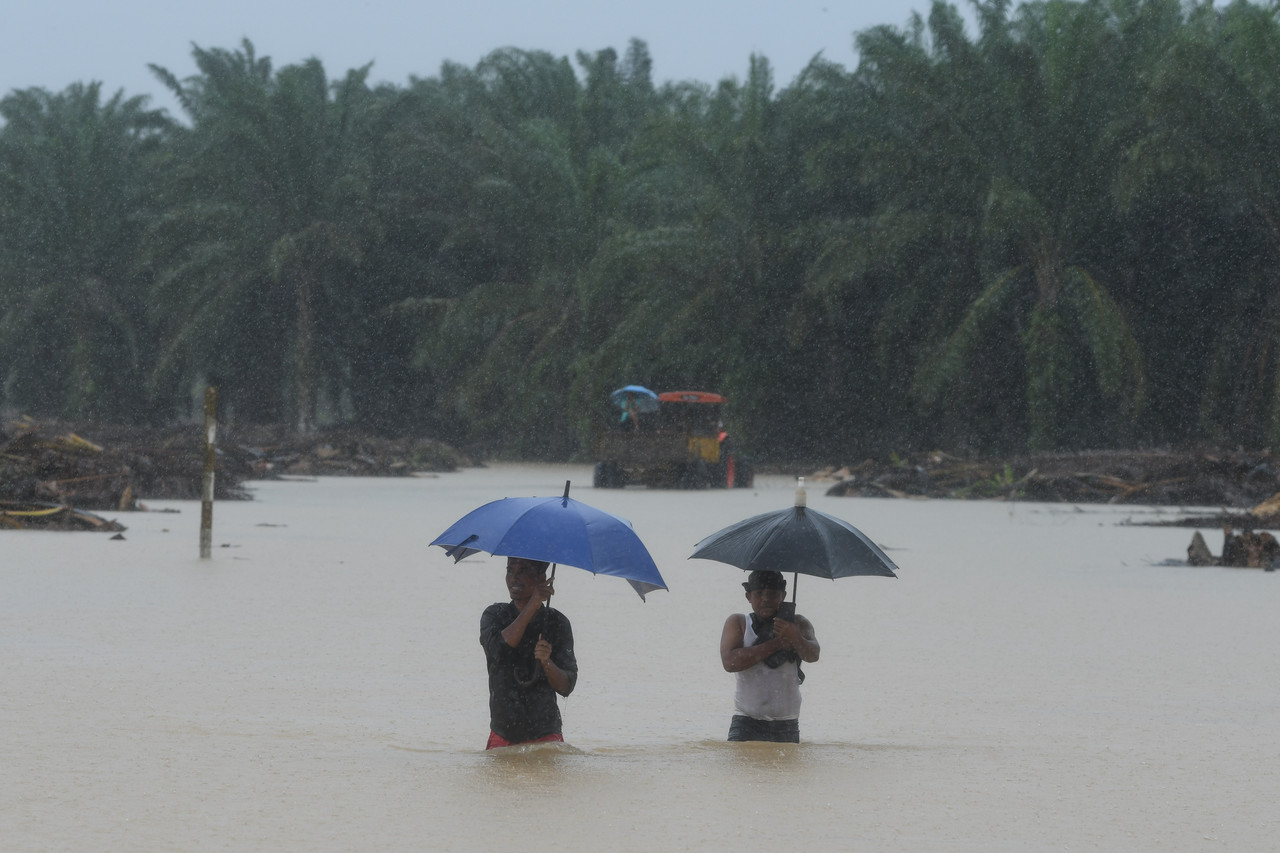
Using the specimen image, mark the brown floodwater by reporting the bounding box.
[3,464,1276,851]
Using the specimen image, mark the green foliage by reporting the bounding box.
[1127,0,1280,445]
[0,83,169,421]
[841,0,1155,451]
[144,41,384,432]
[10,5,1280,460]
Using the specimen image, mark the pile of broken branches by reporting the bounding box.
[0,418,468,531]
[225,425,468,478]
[818,448,1280,508]
[815,448,1280,569]
[0,420,257,530]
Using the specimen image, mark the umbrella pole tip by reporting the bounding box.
[795,476,806,507]
[563,480,571,500]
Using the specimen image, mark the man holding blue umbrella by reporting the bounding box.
[433,480,665,747]
[480,556,578,749]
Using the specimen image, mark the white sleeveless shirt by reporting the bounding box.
[733,613,802,721]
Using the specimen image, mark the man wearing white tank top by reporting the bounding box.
[719,570,820,742]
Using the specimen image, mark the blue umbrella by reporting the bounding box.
[432,481,668,600]
[609,385,660,414]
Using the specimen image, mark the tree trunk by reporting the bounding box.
[294,272,315,435]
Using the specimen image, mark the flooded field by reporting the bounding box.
[2,465,1276,851]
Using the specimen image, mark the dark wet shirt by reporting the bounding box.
[479,602,578,744]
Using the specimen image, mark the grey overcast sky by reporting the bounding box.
[3,1,973,115]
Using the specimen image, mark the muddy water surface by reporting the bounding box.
[3,465,1276,851]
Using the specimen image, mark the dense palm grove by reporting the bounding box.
[3,0,1280,462]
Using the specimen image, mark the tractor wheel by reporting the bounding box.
[721,455,736,488]
[732,457,754,488]
[593,461,625,488]
[679,460,713,489]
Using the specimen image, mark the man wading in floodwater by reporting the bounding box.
[479,557,577,748]
[720,570,820,743]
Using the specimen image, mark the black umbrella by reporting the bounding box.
[689,478,897,601]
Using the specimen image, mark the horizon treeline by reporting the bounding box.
[3,0,1280,462]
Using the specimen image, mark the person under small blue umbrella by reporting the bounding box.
[433,481,665,748]
[619,392,642,430]
[479,556,577,749]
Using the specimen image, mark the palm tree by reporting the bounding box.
[570,53,828,454]
[402,46,664,456]
[836,0,1147,450]
[0,82,170,421]
[145,40,381,432]
[1128,0,1280,445]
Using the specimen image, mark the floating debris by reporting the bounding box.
[821,449,1280,507]
[0,417,253,511]
[1187,527,1278,570]
[225,425,467,478]
[0,500,126,532]
[1,418,469,532]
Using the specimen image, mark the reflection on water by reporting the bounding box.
[2,466,1277,852]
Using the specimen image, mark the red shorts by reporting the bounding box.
[485,731,564,750]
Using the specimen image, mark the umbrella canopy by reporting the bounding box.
[609,385,660,414]
[431,481,668,599]
[689,480,896,597]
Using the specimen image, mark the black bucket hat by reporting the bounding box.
[742,570,787,592]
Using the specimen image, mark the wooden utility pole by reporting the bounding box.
[200,386,217,559]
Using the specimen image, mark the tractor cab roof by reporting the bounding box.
[657,391,726,404]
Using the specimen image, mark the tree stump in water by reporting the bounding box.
[1187,531,1215,566]
[1189,526,1279,570]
